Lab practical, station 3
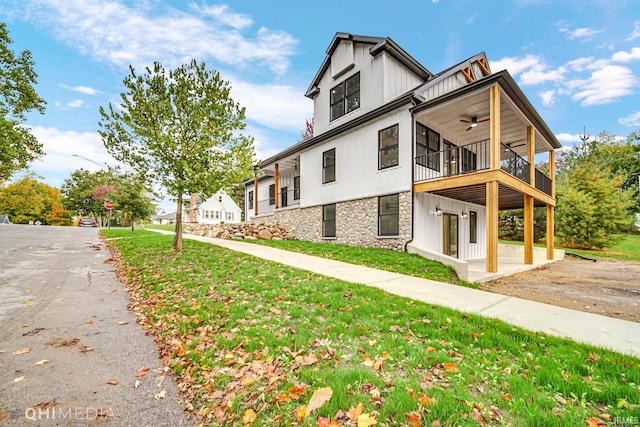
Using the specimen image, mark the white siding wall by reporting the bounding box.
[300,107,413,208]
[413,193,486,260]
[420,72,468,102]
[198,192,242,224]
[245,178,275,220]
[314,43,426,136]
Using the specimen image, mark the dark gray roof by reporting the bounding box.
[305,32,432,98]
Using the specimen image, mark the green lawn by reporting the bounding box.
[247,239,477,289]
[145,223,176,232]
[102,230,639,427]
[501,234,640,262]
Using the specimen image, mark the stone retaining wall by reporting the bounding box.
[184,222,294,241]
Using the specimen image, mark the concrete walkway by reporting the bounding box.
[158,231,640,358]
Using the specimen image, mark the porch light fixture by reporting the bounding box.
[294,158,298,171]
[435,206,443,216]
[461,210,468,220]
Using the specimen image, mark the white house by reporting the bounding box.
[245,32,560,278]
[191,190,242,225]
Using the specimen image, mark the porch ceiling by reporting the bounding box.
[429,183,547,210]
[413,86,554,157]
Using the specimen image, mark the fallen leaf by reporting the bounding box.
[295,405,307,422]
[80,346,94,353]
[443,363,459,373]
[135,367,150,377]
[239,374,256,386]
[406,411,421,427]
[117,321,128,325]
[22,328,45,336]
[317,416,339,427]
[348,403,364,422]
[373,356,385,371]
[586,418,606,427]
[242,408,257,425]
[85,319,93,324]
[305,387,333,417]
[13,376,26,383]
[500,393,512,401]
[134,380,141,389]
[418,393,436,407]
[35,359,50,366]
[554,394,567,406]
[106,380,118,385]
[471,408,486,425]
[154,390,166,400]
[357,413,376,427]
[12,348,30,355]
[34,401,51,409]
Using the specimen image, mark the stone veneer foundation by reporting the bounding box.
[251,191,412,251]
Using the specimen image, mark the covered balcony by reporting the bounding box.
[411,75,562,273]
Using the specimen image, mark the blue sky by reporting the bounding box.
[2,0,639,211]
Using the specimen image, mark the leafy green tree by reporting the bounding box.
[98,60,255,251]
[112,173,156,230]
[61,168,118,221]
[0,174,69,224]
[556,161,634,249]
[0,23,46,182]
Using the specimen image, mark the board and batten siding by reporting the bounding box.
[314,42,427,136]
[419,72,469,102]
[413,193,487,260]
[246,177,275,220]
[299,107,413,208]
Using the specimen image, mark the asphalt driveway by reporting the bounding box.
[0,225,193,426]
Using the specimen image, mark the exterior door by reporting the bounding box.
[443,213,458,258]
[281,186,288,208]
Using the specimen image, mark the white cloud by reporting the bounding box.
[611,47,640,63]
[67,99,84,108]
[60,84,101,95]
[570,65,637,106]
[30,126,118,186]
[190,4,252,30]
[16,0,299,74]
[539,89,555,107]
[555,133,584,143]
[620,111,640,127]
[231,81,313,131]
[625,21,640,41]
[556,22,603,42]
[490,55,565,85]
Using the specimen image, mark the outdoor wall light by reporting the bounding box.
[461,210,468,220]
[435,206,443,216]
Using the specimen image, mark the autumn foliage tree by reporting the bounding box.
[99,60,255,251]
[0,23,46,182]
[0,174,70,225]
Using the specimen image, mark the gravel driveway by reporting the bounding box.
[0,225,194,426]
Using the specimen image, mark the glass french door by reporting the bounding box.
[443,213,459,258]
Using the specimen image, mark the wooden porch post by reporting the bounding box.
[253,175,258,216]
[546,149,556,260]
[486,180,499,273]
[527,126,535,185]
[524,195,534,264]
[489,86,501,170]
[274,163,279,209]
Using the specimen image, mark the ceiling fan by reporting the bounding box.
[460,116,489,131]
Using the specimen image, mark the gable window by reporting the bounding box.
[323,148,336,184]
[322,204,336,238]
[469,210,477,244]
[379,124,399,170]
[416,123,440,171]
[248,190,254,211]
[269,184,275,205]
[294,176,300,200]
[378,194,399,236]
[330,73,360,121]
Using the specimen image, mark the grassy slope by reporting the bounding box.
[102,229,639,427]
[248,239,477,289]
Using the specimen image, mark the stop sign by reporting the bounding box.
[104,200,113,210]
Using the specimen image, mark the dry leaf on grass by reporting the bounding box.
[242,408,257,425]
[305,387,333,417]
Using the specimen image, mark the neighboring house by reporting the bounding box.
[188,190,242,224]
[0,214,11,224]
[150,212,177,225]
[245,32,560,276]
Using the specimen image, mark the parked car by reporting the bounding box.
[78,217,97,227]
